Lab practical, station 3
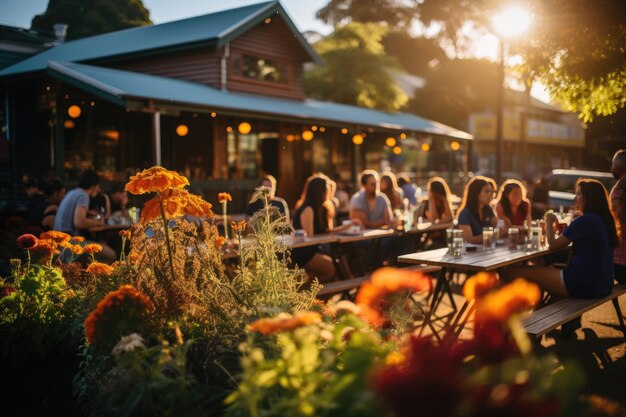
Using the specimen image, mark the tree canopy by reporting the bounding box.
[304,22,408,112]
[317,0,626,120]
[31,0,152,40]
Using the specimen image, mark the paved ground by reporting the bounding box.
[426,279,626,407]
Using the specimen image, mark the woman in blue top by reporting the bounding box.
[508,179,618,299]
[457,176,498,244]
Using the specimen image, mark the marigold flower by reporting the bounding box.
[231,220,247,234]
[16,233,38,250]
[84,285,154,344]
[86,262,114,276]
[119,230,131,239]
[475,278,541,323]
[140,189,213,224]
[214,236,226,249]
[72,236,86,243]
[83,243,103,254]
[356,267,432,327]
[463,272,498,301]
[128,252,140,263]
[248,311,321,335]
[70,244,84,255]
[32,239,59,255]
[218,192,232,203]
[40,230,71,244]
[125,166,189,195]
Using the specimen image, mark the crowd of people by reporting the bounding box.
[15,150,626,309]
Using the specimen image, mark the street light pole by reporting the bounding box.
[495,38,505,186]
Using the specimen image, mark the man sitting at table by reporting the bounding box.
[349,170,395,228]
[246,174,290,223]
[54,170,116,263]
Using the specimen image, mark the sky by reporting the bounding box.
[0,0,551,102]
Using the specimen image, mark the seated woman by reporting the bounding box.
[27,178,66,231]
[292,176,359,283]
[425,177,453,223]
[507,179,617,299]
[380,172,404,211]
[495,179,532,234]
[457,176,498,244]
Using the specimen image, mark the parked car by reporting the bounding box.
[546,169,615,209]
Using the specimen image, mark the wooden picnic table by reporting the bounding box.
[398,243,566,340]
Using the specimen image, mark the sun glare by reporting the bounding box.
[492,6,532,38]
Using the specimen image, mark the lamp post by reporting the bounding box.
[492,6,531,185]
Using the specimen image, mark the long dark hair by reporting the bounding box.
[497,179,529,223]
[457,176,496,222]
[427,176,451,218]
[577,179,619,246]
[294,176,328,233]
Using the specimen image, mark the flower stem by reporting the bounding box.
[160,200,177,282]
[222,202,229,240]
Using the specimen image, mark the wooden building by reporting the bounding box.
[0,1,471,210]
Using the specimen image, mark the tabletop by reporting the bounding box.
[87,223,132,233]
[405,221,453,234]
[333,228,397,243]
[398,244,562,271]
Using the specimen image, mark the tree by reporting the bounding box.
[381,32,447,76]
[31,0,152,40]
[316,0,415,28]
[415,0,626,121]
[317,0,626,120]
[304,22,408,112]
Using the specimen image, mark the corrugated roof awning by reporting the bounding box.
[47,61,473,140]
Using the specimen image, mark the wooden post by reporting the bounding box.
[152,111,161,165]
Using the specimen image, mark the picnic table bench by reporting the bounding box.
[522,284,626,338]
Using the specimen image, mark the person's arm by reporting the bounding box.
[495,203,512,231]
[459,224,482,244]
[349,208,387,228]
[545,212,571,250]
[299,207,315,236]
[74,205,104,230]
[440,198,453,223]
[103,193,112,219]
[612,197,625,224]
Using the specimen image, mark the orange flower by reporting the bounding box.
[16,234,38,250]
[40,230,71,244]
[84,285,154,344]
[214,236,226,249]
[475,278,541,323]
[218,192,232,203]
[83,243,103,254]
[356,267,432,327]
[231,220,247,234]
[140,189,213,224]
[119,230,131,239]
[128,252,140,263]
[249,311,321,335]
[125,166,189,195]
[86,262,114,276]
[72,236,86,243]
[463,272,498,301]
[70,244,84,255]
[33,239,59,255]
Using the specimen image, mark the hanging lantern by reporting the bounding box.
[450,141,461,151]
[67,105,81,118]
[176,124,189,137]
[238,122,252,134]
[385,137,397,147]
[392,146,402,155]
[420,143,431,152]
[302,130,314,141]
[352,134,364,145]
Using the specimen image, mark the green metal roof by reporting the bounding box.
[47,61,472,140]
[0,1,320,77]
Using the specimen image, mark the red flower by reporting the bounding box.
[1,286,15,298]
[16,234,38,250]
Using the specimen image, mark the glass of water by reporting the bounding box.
[483,227,494,250]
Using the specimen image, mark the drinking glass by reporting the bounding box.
[446,228,455,252]
[508,227,519,250]
[452,237,464,257]
[483,227,494,250]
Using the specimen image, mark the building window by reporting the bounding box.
[231,53,288,84]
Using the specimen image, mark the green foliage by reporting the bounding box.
[304,22,408,112]
[0,263,67,324]
[31,0,152,40]
[97,341,215,417]
[316,0,414,28]
[225,313,392,417]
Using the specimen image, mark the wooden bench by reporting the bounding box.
[318,265,441,297]
[522,284,626,338]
